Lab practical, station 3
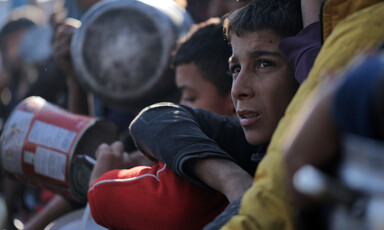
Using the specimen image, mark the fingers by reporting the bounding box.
[90,141,126,187]
[52,24,74,60]
[95,141,124,159]
[95,143,111,159]
[52,19,80,77]
[111,141,124,154]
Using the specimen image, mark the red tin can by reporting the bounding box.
[0,96,117,203]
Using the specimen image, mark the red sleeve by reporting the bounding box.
[88,162,228,230]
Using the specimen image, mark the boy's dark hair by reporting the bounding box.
[0,18,35,50]
[0,4,45,51]
[224,0,302,40]
[173,17,232,96]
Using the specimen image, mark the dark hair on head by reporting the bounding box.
[0,18,36,55]
[0,18,35,44]
[224,0,302,41]
[173,17,232,96]
[0,5,44,48]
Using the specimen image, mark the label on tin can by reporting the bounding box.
[34,146,66,181]
[28,120,77,153]
[1,110,34,175]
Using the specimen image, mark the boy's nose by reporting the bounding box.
[231,71,254,100]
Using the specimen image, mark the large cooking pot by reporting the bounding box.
[71,0,194,111]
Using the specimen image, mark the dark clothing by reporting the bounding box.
[129,103,266,187]
[279,21,322,84]
[333,53,384,139]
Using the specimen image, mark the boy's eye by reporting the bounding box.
[258,60,273,68]
[229,65,241,78]
[231,66,241,73]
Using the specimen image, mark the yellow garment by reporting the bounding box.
[222,1,384,229]
[321,0,383,41]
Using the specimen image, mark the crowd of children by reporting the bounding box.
[0,0,384,229]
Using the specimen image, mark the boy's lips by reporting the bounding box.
[237,110,261,127]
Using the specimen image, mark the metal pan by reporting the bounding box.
[71,0,194,112]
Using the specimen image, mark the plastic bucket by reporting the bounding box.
[0,96,117,203]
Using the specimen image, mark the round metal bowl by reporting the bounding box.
[71,0,194,112]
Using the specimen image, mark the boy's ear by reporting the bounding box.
[224,94,236,117]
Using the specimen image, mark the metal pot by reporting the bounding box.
[71,0,194,112]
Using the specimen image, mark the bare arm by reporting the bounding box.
[190,158,253,202]
[23,195,75,230]
[90,141,252,202]
[129,104,259,201]
[301,0,324,27]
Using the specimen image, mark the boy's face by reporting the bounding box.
[229,30,298,145]
[176,63,234,116]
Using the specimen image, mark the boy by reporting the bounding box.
[89,0,307,229]
[129,0,301,207]
[174,17,234,116]
[231,0,384,229]
[88,18,238,230]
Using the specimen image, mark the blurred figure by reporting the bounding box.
[0,6,40,121]
[0,4,68,229]
[0,4,64,126]
[0,6,44,230]
[284,49,384,230]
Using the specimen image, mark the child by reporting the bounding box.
[173,17,234,116]
[89,0,305,229]
[88,18,238,230]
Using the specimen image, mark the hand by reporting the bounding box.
[89,141,129,187]
[52,18,81,82]
[124,149,154,168]
[301,0,324,27]
[52,18,90,114]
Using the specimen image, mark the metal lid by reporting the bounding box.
[71,0,194,111]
